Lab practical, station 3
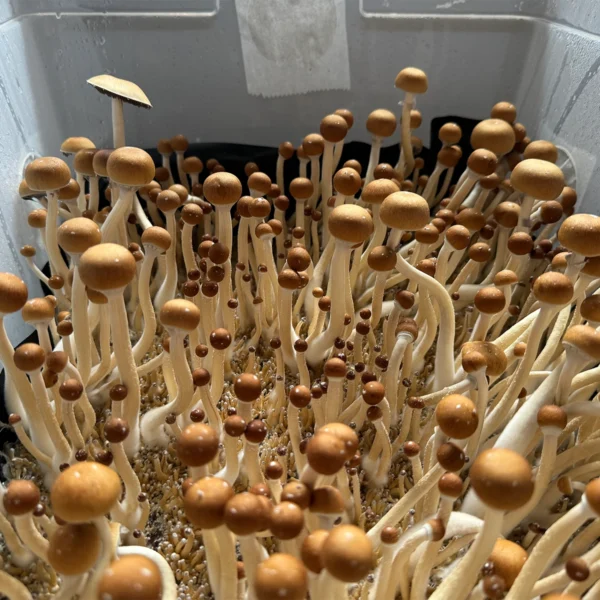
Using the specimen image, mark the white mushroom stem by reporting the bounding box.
[62,400,85,450]
[215,435,241,485]
[399,93,415,177]
[287,404,306,475]
[87,303,111,386]
[175,151,188,191]
[214,526,237,600]
[320,140,335,242]
[385,333,413,424]
[358,205,386,276]
[46,192,70,281]
[133,195,152,230]
[161,154,175,187]
[435,167,454,205]
[101,186,134,243]
[363,136,382,188]
[70,264,92,385]
[0,509,34,568]
[239,536,268,598]
[112,97,125,147]
[13,514,48,562]
[80,517,116,600]
[0,571,32,600]
[132,247,160,363]
[243,442,265,488]
[110,440,143,527]
[446,170,480,212]
[422,162,445,205]
[154,209,178,310]
[88,175,100,212]
[11,418,52,469]
[309,156,321,209]
[277,287,299,373]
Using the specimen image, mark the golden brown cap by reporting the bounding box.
[395,67,428,93]
[467,149,498,176]
[48,523,101,575]
[270,501,304,540]
[470,448,534,511]
[224,492,271,536]
[493,270,518,287]
[468,242,491,263]
[97,554,162,600]
[176,423,219,467]
[563,325,600,360]
[57,217,101,255]
[301,530,328,573]
[537,405,567,431]
[28,208,47,228]
[523,140,558,164]
[72,148,97,177]
[0,273,28,314]
[585,478,600,516]
[437,442,465,472]
[21,298,54,326]
[160,299,201,331]
[141,226,171,252]
[333,168,362,196]
[320,114,348,143]
[439,122,462,145]
[435,394,478,439]
[13,343,46,372]
[182,156,204,174]
[306,432,348,475]
[461,341,507,376]
[532,271,573,305]
[51,462,121,522]
[368,245,396,272]
[79,243,137,291]
[3,479,40,515]
[289,177,314,201]
[254,553,308,600]
[446,224,471,250]
[558,214,600,257]
[334,108,354,128]
[474,287,505,314]
[471,119,516,156]
[438,472,463,498]
[366,109,397,138]
[107,147,155,187]
[248,172,272,195]
[61,136,96,155]
[493,201,520,228]
[380,191,430,231]
[203,172,242,206]
[281,482,312,510]
[92,148,113,177]
[328,205,373,244]
[310,486,344,515]
[455,208,485,232]
[184,477,234,529]
[25,157,71,192]
[362,179,399,205]
[491,101,517,124]
[302,134,325,157]
[488,538,527,587]
[234,373,262,403]
[511,159,564,200]
[279,141,295,159]
[437,145,462,169]
[170,134,189,152]
[318,423,359,458]
[322,525,373,582]
[581,295,600,322]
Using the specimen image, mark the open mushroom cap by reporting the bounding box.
[254,553,308,600]
[51,462,121,522]
[25,156,71,192]
[58,217,101,255]
[328,204,373,244]
[176,423,220,467]
[470,448,534,511]
[79,243,137,291]
[183,477,234,529]
[322,524,374,582]
[48,523,101,575]
[107,147,155,187]
[558,214,600,257]
[395,67,428,93]
[510,158,564,200]
[87,74,152,108]
[97,554,162,600]
[488,538,527,588]
[380,191,430,231]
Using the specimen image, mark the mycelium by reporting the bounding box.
[7,67,600,600]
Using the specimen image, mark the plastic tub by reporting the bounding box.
[0,0,598,344]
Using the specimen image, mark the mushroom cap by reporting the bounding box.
[306,432,348,475]
[467,149,498,176]
[281,482,312,510]
[92,148,113,177]
[209,328,232,350]
[224,415,247,437]
[362,179,399,205]
[446,224,471,250]
[180,203,204,226]
[470,119,516,156]
[224,492,272,536]
[287,247,311,271]
[318,423,359,458]
[28,208,47,228]
[493,201,520,228]
[461,341,507,376]
[366,109,397,138]
[532,271,574,305]
[302,134,325,157]
[468,242,492,263]
[159,299,201,331]
[3,479,40,515]
[248,172,272,195]
[182,156,204,174]
[204,172,242,206]
[491,101,517,124]
[395,67,428,94]
[437,145,462,168]
[581,295,600,322]
[328,205,373,244]
[170,134,189,152]
[415,224,440,245]
[0,273,28,314]
[176,423,220,467]
[254,553,308,600]
[21,297,55,325]
[455,208,485,232]
[439,122,462,144]
[324,357,346,379]
[107,147,155,187]
[474,287,506,314]
[380,191,430,231]
[270,501,305,540]
[234,373,262,402]
[524,140,558,164]
[510,159,564,200]
[279,141,295,159]
[87,74,152,108]
[301,529,329,573]
[435,394,478,439]
[79,243,137,291]
[184,477,234,529]
[57,217,101,254]
[437,442,466,472]
[540,200,563,224]
[61,136,96,155]
[537,405,568,431]
[156,190,180,213]
[56,178,80,201]
[335,108,354,128]
[333,168,362,196]
[48,523,101,575]
[585,478,600,516]
[13,343,46,372]
[104,417,130,444]
[368,245,397,272]
[141,226,171,252]
[507,232,533,256]
[289,177,314,201]
[25,157,71,192]
[320,114,349,143]
[322,524,373,582]
[470,448,534,511]
[97,554,162,600]
[438,472,463,498]
[563,325,600,360]
[488,538,528,587]
[51,462,121,522]
[558,214,600,257]
[73,148,98,176]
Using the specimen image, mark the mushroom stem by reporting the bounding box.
[399,93,415,177]
[0,571,32,600]
[0,509,34,568]
[154,212,177,310]
[112,97,125,148]
[101,186,134,244]
[363,136,382,188]
[132,249,160,363]
[13,514,49,562]
[46,193,70,281]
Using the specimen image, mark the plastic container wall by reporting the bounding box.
[0,0,598,344]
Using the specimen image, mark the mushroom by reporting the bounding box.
[176,422,220,480]
[254,553,308,600]
[87,74,152,148]
[364,109,397,187]
[170,135,190,191]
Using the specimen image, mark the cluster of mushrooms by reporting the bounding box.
[0,67,599,600]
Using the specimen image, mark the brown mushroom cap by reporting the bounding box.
[510,159,564,200]
[470,448,534,511]
[281,482,312,509]
[537,405,568,431]
[270,501,305,540]
[437,145,462,169]
[322,524,373,582]
[446,224,471,250]
[3,479,40,516]
[51,462,121,522]
[491,101,517,123]
[362,179,400,205]
[523,140,558,164]
[395,67,428,94]
[224,492,271,536]
[156,190,180,213]
[106,147,155,187]
[467,149,498,176]
[368,245,397,272]
[203,172,242,206]
[333,168,362,197]
[438,472,464,498]
[437,442,466,472]
[0,273,28,314]
[301,529,329,573]
[57,217,102,254]
[79,243,137,291]
[176,423,220,467]
[28,208,47,228]
[318,423,359,458]
[48,523,101,575]
[439,122,462,145]
[558,214,600,257]
[25,157,71,192]
[97,554,162,600]
[320,114,349,143]
[310,486,344,516]
[13,343,46,372]
[328,205,373,244]
[302,134,325,157]
[581,295,600,322]
[92,148,114,177]
[61,136,96,155]
[488,538,528,587]
[435,394,478,440]
[380,191,430,231]
[366,109,397,138]
[289,177,314,201]
[170,134,189,152]
[159,299,201,331]
[141,227,171,253]
[532,271,574,305]
[234,373,262,402]
[469,242,492,263]
[474,287,506,314]
[88,73,151,108]
[493,202,520,228]
[471,119,516,156]
[306,432,348,475]
[461,341,507,376]
[184,477,234,529]
[563,325,600,361]
[254,553,308,600]
[248,172,272,196]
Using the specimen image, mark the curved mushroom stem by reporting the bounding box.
[101,186,134,244]
[46,192,70,281]
[80,517,117,599]
[398,93,415,177]
[154,210,178,311]
[0,510,34,568]
[71,265,92,385]
[0,570,32,600]
[320,140,335,242]
[363,136,382,189]
[215,433,241,484]
[14,513,49,562]
[422,163,445,205]
[110,440,143,529]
